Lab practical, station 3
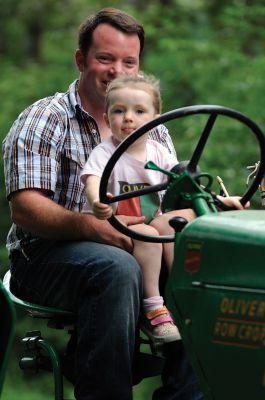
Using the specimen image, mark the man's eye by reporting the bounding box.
[98,55,112,63]
[124,59,137,67]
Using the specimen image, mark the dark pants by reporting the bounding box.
[10,239,204,400]
[153,340,204,400]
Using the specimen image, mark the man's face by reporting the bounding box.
[76,23,140,107]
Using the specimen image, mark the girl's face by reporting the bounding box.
[104,87,159,144]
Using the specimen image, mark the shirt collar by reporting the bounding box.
[68,79,92,119]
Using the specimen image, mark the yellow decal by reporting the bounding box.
[212,296,265,349]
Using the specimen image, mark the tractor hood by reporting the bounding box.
[166,209,265,400]
[170,209,265,290]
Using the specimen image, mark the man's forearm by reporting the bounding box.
[10,189,100,240]
[9,189,134,251]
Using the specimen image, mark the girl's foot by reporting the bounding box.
[141,306,181,344]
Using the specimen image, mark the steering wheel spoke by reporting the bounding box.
[188,113,218,173]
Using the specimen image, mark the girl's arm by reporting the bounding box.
[85,175,113,219]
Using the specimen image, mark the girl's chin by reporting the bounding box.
[112,137,122,146]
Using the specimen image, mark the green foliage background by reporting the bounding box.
[1,0,265,398]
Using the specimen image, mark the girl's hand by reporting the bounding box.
[217,195,250,210]
[93,193,114,219]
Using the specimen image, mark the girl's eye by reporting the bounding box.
[136,109,145,114]
[113,108,123,114]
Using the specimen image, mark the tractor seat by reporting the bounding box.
[3,270,75,327]
[3,270,165,397]
[3,270,76,400]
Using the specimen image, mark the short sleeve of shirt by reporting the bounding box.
[80,138,115,184]
[148,124,176,157]
[3,99,65,198]
[147,140,178,171]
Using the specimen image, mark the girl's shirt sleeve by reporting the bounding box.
[80,140,114,184]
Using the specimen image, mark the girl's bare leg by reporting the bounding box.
[151,209,195,271]
[130,223,181,343]
[129,224,162,298]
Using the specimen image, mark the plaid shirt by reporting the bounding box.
[3,80,177,253]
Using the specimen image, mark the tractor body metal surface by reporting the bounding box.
[167,210,265,400]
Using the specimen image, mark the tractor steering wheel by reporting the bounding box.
[99,105,265,243]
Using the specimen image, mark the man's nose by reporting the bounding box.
[109,61,124,76]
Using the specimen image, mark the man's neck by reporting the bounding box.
[78,83,111,140]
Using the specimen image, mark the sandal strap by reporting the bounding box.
[146,306,170,320]
[150,315,173,326]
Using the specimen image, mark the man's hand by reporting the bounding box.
[116,214,145,227]
[91,214,145,252]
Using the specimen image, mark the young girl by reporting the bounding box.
[81,73,247,344]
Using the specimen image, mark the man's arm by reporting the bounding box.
[149,124,176,156]
[10,189,142,252]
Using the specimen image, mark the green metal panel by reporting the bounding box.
[167,210,265,400]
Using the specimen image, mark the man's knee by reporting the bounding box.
[104,247,142,288]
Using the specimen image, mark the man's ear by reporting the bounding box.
[103,113,110,128]
[75,49,85,72]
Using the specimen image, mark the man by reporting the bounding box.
[3,8,202,400]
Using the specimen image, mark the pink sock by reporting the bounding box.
[143,296,164,314]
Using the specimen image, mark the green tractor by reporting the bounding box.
[100,105,265,400]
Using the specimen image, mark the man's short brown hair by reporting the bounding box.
[78,8,145,57]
